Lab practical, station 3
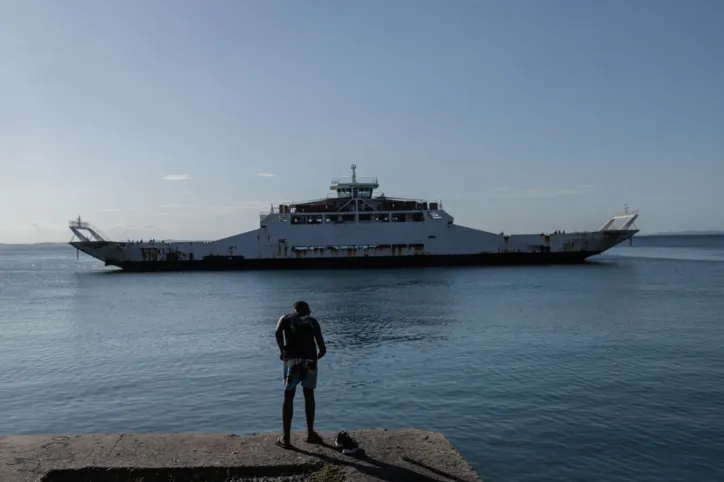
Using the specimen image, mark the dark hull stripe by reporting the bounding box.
[109,251,604,272]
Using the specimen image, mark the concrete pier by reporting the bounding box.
[0,428,482,481]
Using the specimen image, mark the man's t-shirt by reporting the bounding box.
[279,312,321,361]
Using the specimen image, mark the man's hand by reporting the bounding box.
[275,316,286,361]
[314,320,326,361]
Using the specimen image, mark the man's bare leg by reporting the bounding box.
[282,388,295,444]
[303,387,315,433]
[303,387,322,443]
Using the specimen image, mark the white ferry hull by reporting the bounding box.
[69,225,637,272]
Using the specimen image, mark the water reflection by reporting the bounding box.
[303,270,458,350]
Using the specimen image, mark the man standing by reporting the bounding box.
[275,300,326,448]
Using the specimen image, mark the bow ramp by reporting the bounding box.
[598,207,639,232]
[69,216,109,242]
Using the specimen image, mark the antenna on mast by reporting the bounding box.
[351,164,357,183]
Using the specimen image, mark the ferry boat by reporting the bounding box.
[69,165,639,272]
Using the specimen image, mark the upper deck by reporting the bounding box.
[258,165,446,226]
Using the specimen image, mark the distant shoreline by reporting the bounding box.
[643,231,724,236]
[0,242,70,247]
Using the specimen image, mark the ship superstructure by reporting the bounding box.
[69,165,639,271]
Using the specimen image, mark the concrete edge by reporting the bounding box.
[0,428,482,481]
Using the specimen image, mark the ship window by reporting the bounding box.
[308,215,323,224]
[291,215,306,225]
[391,214,406,222]
[374,214,389,222]
[358,214,371,222]
[342,214,355,222]
[412,213,424,222]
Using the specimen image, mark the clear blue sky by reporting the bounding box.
[1,0,722,243]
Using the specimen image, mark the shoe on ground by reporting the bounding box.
[334,431,359,455]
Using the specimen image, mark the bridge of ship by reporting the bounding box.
[259,164,445,226]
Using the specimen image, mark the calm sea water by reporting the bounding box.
[2,236,724,481]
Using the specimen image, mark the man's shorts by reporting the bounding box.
[283,359,318,391]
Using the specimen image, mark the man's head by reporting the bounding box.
[293,301,311,316]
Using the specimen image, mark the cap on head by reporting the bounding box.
[293,301,310,315]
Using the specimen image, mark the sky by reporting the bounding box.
[1,0,722,243]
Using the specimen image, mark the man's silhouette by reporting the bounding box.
[274,300,326,448]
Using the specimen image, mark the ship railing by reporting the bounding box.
[69,220,91,229]
[611,208,639,217]
[272,197,333,208]
[330,176,379,185]
[598,209,639,232]
[371,196,444,205]
[259,204,287,216]
[261,203,447,217]
[272,197,444,208]
[69,218,110,242]
[260,210,285,221]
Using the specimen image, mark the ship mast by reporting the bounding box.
[330,165,379,199]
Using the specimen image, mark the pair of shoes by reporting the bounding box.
[334,431,359,455]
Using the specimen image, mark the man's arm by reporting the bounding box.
[275,316,287,359]
[313,319,326,360]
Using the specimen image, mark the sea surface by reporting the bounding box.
[1,235,724,481]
